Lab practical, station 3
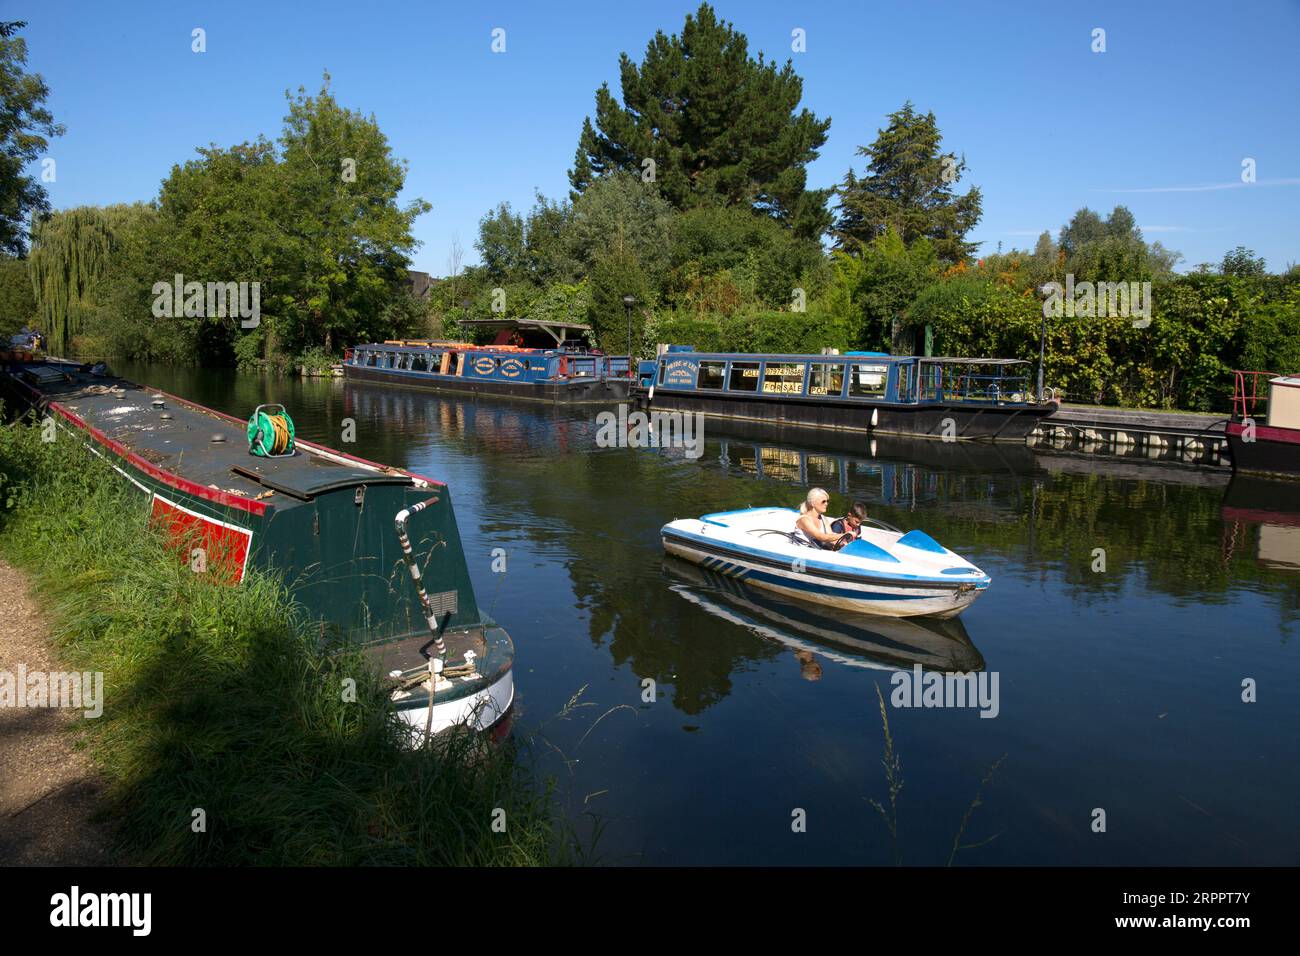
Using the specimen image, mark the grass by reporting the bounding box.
[0,410,571,865]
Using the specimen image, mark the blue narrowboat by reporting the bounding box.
[639,347,1057,441]
[344,340,633,403]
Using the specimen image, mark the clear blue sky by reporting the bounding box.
[19,0,1300,274]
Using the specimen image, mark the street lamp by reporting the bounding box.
[1035,284,1052,403]
[622,295,637,373]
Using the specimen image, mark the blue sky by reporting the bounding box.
[18,0,1300,274]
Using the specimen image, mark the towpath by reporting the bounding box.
[0,557,116,864]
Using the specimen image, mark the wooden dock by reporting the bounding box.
[1030,404,1231,468]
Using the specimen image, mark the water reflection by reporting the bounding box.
[663,556,985,674]
[1222,476,1300,573]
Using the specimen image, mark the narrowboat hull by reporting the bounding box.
[1,358,514,736]
[1226,421,1300,479]
[643,387,1054,441]
[344,362,631,403]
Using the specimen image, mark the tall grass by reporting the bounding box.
[0,411,569,865]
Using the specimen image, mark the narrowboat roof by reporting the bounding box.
[357,342,554,354]
[661,351,1029,366]
[9,361,436,511]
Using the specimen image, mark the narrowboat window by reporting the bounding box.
[728,362,760,391]
[762,363,807,395]
[411,354,428,372]
[658,362,668,385]
[808,363,845,397]
[366,352,378,367]
[697,361,726,390]
[848,363,889,398]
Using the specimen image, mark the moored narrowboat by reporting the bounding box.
[344,340,632,403]
[0,357,513,739]
[639,347,1057,442]
[1226,370,1300,479]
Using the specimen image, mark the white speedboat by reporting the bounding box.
[660,507,990,619]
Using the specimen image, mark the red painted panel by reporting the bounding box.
[149,495,253,584]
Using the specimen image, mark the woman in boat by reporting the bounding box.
[794,487,849,550]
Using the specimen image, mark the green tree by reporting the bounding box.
[273,75,430,355]
[834,102,982,264]
[587,248,650,354]
[1221,246,1267,277]
[476,202,527,283]
[567,172,676,278]
[0,21,64,256]
[569,3,832,238]
[828,227,939,350]
[28,205,152,355]
[0,256,35,336]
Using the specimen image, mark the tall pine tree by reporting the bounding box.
[834,102,982,264]
[569,3,832,239]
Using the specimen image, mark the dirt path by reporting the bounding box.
[0,556,116,865]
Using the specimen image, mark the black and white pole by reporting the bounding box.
[395,497,448,661]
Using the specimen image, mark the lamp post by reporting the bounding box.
[1036,284,1051,403]
[622,295,636,375]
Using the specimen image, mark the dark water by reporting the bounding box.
[119,363,1300,866]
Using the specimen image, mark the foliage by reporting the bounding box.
[0,254,35,336]
[1221,245,1267,278]
[0,21,64,256]
[570,3,832,238]
[834,102,982,264]
[28,75,430,366]
[588,248,650,353]
[28,205,153,355]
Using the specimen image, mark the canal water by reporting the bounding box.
[120,363,1300,866]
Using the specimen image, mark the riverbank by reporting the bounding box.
[0,556,116,865]
[0,413,567,866]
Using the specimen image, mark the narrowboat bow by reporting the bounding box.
[661,507,990,619]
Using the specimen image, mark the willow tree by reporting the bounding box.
[28,204,141,354]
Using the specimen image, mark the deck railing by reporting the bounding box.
[917,370,1032,405]
[1231,370,1279,420]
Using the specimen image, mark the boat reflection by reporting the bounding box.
[663,556,985,675]
[1221,475,1300,571]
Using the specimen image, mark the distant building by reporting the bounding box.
[407,270,437,300]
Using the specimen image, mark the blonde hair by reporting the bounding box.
[799,487,830,515]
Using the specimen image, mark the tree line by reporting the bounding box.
[2,8,1296,409]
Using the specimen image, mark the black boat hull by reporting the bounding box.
[641,388,1056,442]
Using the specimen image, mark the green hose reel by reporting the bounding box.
[247,404,296,458]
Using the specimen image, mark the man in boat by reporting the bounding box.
[794,488,853,550]
[830,501,869,542]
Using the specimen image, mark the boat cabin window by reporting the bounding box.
[808,363,845,397]
[762,363,806,395]
[411,354,429,372]
[728,362,760,391]
[848,363,889,398]
[365,352,378,367]
[697,361,726,389]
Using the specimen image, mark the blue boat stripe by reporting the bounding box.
[663,527,990,589]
